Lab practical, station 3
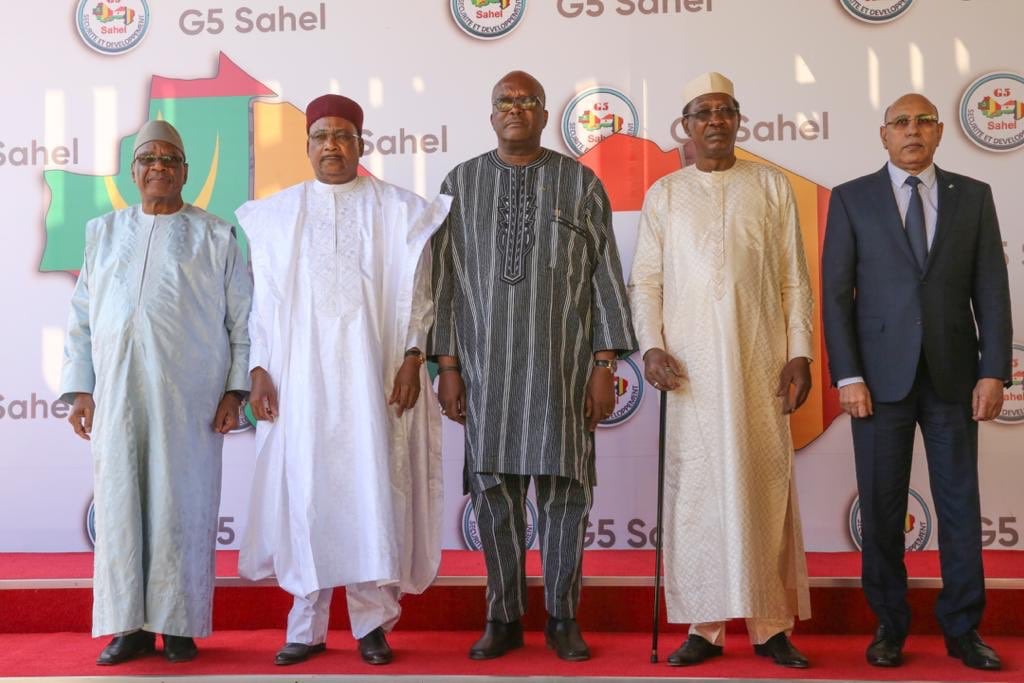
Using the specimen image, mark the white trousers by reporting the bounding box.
[285,582,401,643]
[690,617,794,646]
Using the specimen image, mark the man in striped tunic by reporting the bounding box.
[430,71,636,662]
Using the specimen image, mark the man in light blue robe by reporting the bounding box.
[59,120,252,666]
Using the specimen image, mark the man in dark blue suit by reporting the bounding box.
[823,93,1012,671]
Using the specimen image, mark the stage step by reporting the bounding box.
[2,551,1022,636]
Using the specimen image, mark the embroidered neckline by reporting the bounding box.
[487,148,551,171]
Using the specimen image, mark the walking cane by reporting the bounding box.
[650,388,667,663]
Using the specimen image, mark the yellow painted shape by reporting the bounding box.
[103,175,129,210]
[736,148,826,449]
[193,134,220,210]
[252,101,315,198]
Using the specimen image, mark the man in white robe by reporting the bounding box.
[61,120,252,665]
[628,73,814,669]
[238,94,449,666]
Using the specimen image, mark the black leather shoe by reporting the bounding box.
[945,629,1001,670]
[274,641,326,666]
[162,634,198,663]
[357,627,392,665]
[666,634,722,666]
[469,620,524,660]
[753,632,809,668]
[544,617,590,661]
[96,630,156,665]
[866,625,903,667]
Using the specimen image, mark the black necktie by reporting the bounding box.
[904,176,928,270]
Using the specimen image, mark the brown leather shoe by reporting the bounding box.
[468,620,523,660]
[544,617,590,661]
[753,632,809,668]
[162,634,198,663]
[96,630,156,666]
[357,627,392,665]
[274,641,326,666]
[666,634,722,666]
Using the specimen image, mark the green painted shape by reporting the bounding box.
[41,170,115,272]
[41,95,254,273]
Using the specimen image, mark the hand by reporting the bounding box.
[212,393,242,434]
[972,377,1004,421]
[389,356,422,416]
[437,370,466,424]
[642,348,685,391]
[249,367,279,421]
[839,381,873,419]
[68,393,95,440]
[777,357,812,414]
[585,366,616,431]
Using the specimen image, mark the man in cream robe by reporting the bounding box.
[61,120,252,665]
[628,73,814,669]
[238,94,449,666]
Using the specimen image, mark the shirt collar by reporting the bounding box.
[887,161,936,191]
[312,176,363,195]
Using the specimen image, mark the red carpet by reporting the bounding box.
[2,551,1021,679]
[0,630,1018,680]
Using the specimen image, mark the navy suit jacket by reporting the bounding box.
[822,164,1012,404]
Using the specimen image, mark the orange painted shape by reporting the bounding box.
[252,101,371,200]
[577,134,683,212]
[580,135,843,450]
[817,185,842,429]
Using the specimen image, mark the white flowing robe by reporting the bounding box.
[60,204,252,637]
[237,177,450,600]
[628,160,813,624]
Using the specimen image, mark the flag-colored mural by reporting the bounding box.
[40,54,840,447]
[577,134,842,449]
[41,54,274,272]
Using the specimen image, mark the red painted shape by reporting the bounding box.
[577,134,683,212]
[149,52,276,100]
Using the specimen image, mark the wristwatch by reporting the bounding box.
[593,359,617,373]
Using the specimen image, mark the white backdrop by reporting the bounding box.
[1,0,1021,554]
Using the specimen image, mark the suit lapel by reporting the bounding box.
[866,165,918,271]
[926,166,958,274]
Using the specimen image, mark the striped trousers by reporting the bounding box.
[470,474,593,622]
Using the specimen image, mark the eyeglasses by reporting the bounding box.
[884,114,940,129]
[493,95,544,112]
[309,129,361,146]
[682,106,740,123]
[134,153,185,167]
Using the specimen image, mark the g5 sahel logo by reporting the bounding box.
[462,497,538,550]
[959,72,1024,153]
[995,343,1024,424]
[451,0,526,40]
[838,0,914,24]
[230,399,254,433]
[562,87,638,157]
[849,488,933,551]
[84,498,97,548]
[599,357,643,428]
[76,0,150,55]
